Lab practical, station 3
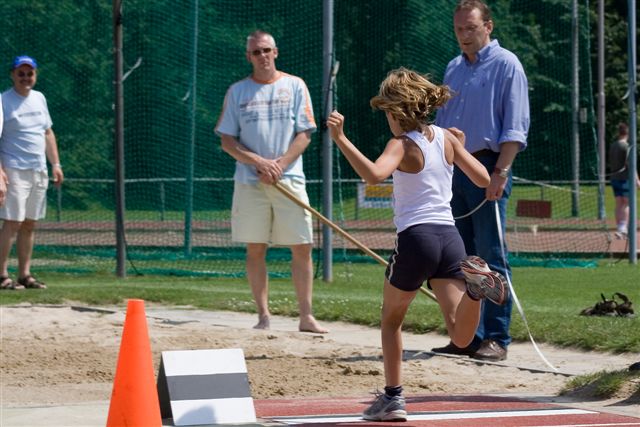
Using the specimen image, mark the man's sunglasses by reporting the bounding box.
[249,47,274,56]
[17,71,35,78]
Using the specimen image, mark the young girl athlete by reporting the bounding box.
[327,68,509,421]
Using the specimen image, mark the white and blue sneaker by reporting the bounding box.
[362,391,407,421]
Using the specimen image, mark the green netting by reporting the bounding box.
[1,0,614,277]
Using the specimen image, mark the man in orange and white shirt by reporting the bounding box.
[215,30,326,334]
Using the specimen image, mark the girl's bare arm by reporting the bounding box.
[327,111,404,184]
[446,128,490,188]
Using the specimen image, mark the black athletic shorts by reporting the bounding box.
[385,223,466,292]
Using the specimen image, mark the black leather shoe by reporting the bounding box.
[472,339,507,361]
[431,341,478,356]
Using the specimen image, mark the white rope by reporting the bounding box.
[511,176,586,194]
[494,202,559,372]
[454,198,488,220]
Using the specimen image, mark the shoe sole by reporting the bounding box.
[431,345,476,356]
[472,352,507,361]
[461,255,490,272]
[363,410,407,421]
[461,257,508,305]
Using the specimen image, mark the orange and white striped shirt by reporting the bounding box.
[215,72,316,184]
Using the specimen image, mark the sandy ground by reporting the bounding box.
[0,303,638,417]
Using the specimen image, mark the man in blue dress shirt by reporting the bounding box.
[435,0,530,361]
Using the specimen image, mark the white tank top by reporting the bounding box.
[392,126,454,232]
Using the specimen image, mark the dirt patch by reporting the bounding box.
[0,304,637,413]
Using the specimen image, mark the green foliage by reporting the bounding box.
[1,0,113,210]
[1,263,638,353]
[588,0,637,140]
[3,0,601,191]
[331,0,601,182]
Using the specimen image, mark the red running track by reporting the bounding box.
[254,395,640,426]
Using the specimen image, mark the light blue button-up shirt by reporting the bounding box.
[436,39,529,154]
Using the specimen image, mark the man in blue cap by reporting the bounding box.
[0,55,64,290]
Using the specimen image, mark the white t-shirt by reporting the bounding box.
[0,88,52,171]
[215,72,316,184]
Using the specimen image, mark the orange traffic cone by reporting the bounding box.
[106,299,162,427]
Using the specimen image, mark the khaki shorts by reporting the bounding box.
[0,168,49,221]
[231,178,313,246]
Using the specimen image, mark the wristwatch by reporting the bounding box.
[493,166,510,178]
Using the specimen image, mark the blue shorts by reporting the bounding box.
[385,223,466,292]
[611,179,629,197]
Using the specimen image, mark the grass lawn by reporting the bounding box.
[1,261,637,354]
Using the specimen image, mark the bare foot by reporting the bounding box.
[253,315,270,330]
[299,315,329,334]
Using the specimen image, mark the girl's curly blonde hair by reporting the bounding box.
[370,67,451,132]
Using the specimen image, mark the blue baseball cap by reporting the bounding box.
[12,55,38,70]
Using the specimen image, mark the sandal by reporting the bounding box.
[0,276,25,290]
[17,275,47,289]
